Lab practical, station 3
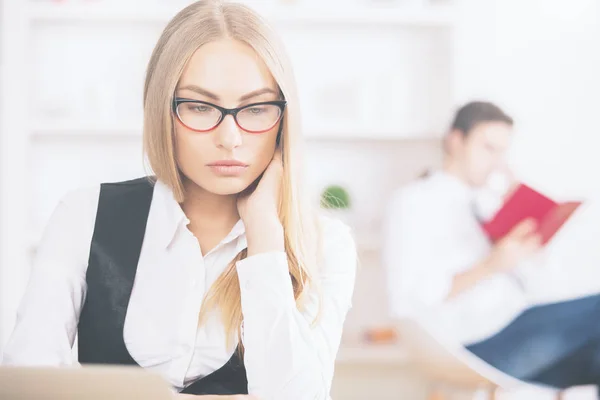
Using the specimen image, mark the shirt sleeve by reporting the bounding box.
[1,187,98,366]
[383,188,457,316]
[236,218,356,400]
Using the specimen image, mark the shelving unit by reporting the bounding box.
[31,121,144,138]
[19,2,455,140]
[1,0,467,352]
[25,1,455,142]
[303,127,440,141]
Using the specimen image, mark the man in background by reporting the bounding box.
[384,101,600,394]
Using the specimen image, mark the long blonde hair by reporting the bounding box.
[143,0,320,348]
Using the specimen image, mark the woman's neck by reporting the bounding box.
[180,179,240,253]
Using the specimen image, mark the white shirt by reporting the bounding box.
[383,171,532,345]
[1,180,357,400]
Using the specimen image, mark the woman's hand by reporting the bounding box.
[237,151,285,257]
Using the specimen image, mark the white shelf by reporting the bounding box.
[31,121,143,138]
[30,121,439,141]
[28,3,456,27]
[305,127,440,141]
[304,121,442,140]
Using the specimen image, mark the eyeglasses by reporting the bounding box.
[172,97,287,134]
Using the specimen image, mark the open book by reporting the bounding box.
[481,183,582,245]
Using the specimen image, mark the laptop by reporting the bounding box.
[0,365,175,400]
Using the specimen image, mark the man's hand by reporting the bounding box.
[487,218,542,272]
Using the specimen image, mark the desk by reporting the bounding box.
[332,338,429,400]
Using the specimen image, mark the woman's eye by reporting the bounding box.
[246,107,265,115]
[187,104,214,113]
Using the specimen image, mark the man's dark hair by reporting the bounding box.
[451,101,513,135]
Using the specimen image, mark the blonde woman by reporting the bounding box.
[1,1,357,399]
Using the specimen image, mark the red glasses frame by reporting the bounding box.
[172,97,287,134]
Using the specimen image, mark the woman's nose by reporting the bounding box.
[215,115,242,150]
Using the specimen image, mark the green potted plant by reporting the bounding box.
[320,184,352,224]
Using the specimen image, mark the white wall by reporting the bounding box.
[1,1,600,398]
[458,0,600,200]
[0,0,30,352]
[489,0,600,301]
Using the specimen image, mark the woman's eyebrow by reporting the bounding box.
[177,85,220,101]
[238,88,278,102]
[176,85,277,102]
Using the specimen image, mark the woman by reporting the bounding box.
[1,1,357,399]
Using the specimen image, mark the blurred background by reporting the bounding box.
[0,0,599,398]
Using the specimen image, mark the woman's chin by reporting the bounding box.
[205,178,253,196]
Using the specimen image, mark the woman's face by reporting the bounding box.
[174,38,282,196]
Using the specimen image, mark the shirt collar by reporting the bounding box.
[150,179,187,249]
[224,219,247,254]
[150,179,247,251]
[429,170,475,202]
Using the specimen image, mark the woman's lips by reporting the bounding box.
[206,160,249,177]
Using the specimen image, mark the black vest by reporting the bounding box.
[77,177,248,395]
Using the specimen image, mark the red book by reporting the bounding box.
[482,184,582,245]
